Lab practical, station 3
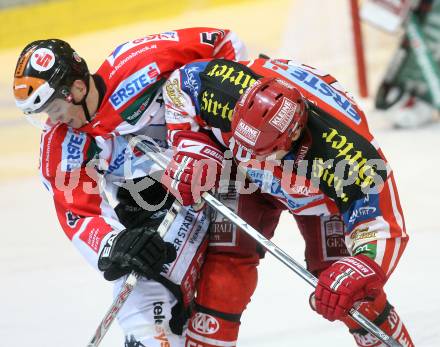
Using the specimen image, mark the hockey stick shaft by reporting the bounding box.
[86,200,182,347]
[87,272,138,347]
[128,135,402,347]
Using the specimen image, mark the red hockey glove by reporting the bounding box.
[313,254,387,321]
[162,131,223,206]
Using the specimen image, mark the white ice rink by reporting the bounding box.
[1,1,440,346]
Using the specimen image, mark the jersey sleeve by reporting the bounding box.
[342,171,408,278]
[39,124,125,271]
[86,27,248,138]
[163,68,204,145]
[176,27,248,61]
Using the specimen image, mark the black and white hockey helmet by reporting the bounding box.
[13,39,89,115]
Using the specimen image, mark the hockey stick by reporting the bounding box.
[86,200,182,347]
[128,134,402,347]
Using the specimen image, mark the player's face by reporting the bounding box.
[44,98,88,128]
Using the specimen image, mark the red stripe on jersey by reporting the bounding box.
[389,172,407,233]
[377,177,407,275]
[167,123,192,131]
[379,177,404,240]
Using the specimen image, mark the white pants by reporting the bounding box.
[114,205,209,346]
[115,277,184,346]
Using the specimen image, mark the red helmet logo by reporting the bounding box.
[269,97,297,132]
[234,119,261,146]
[30,48,55,71]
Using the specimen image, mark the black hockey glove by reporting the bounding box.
[98,226,177,281]
[115,177,174,230]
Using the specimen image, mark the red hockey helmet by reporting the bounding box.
[231,77,308,155]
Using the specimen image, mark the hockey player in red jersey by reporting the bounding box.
[12,29,248,346]
[161,58,415,347]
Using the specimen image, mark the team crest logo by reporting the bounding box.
[66,211,81,228]
[192,312,220,335]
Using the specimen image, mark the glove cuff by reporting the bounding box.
[354,254,387,283]
[172,130,215,147]
[173,131,224,165]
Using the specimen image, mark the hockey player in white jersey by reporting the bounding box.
[12,28,248,346]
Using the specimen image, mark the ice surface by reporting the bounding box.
[2,123,440,347]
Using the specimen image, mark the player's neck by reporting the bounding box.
[86,76,100,120]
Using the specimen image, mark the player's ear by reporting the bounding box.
[71,79,87,97]
[72,80,87,94]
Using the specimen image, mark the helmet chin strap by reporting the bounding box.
[71,75,92,122]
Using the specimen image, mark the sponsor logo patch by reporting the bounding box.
[183,65,202,96]
[110,62,160,110]
[269,97,297,132]
[209,183,238,246]
[107,31,179,65]
[61,129,86,172]
[246,168,324,211]
[322,215,349,259]
[234,119,260,146]
[153,301,165,325]
[191,312,220,335]
[338,257,376,277]
[198,60,261,132]
[262,60,361,124]
[350,227,376,241]
[201,146,223,162]
[154,326,170,346]
[31,48,55,72]
[106,147,131,174]
[66,211,81,228]
[276,78,295,90]
[324,216,344,237]
[349,206,377,224]
[343,194,381,231]
[165,78,185,107]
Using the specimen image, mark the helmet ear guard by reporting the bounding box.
[231,77,308,156]
[14,80,55,114]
